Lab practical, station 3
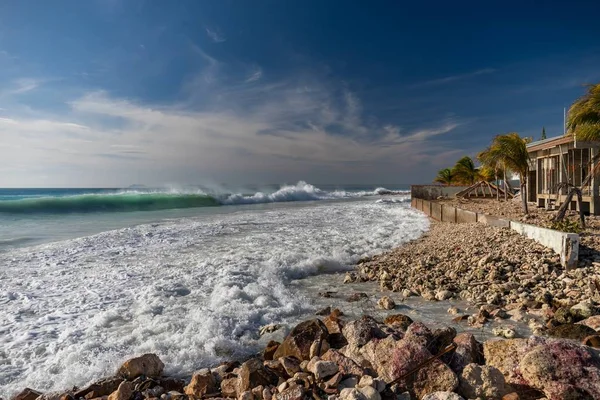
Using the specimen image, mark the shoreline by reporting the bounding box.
[6,209,600,400]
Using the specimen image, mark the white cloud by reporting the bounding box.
[205,27,226,43]
[0,49,465,186]
[245,67,263,83]
[413,68,496,87]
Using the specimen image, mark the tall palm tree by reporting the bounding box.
[552,83,600,225]
[569,83,600,185]
[434,168,454,185]
[485,133,531,213]
[568,83,600,141]
[451,156,479,185]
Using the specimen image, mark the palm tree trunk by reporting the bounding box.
[576,190,586,228]
[495,169,499,201]
[520,174,528,214]
[503,167,508,201]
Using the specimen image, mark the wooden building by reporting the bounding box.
[527,135,600,214]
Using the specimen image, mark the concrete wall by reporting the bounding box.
[410,185,470,200]
[413,198,579,269]
[510,221,579,270]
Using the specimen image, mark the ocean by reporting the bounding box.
[0,182,429,397]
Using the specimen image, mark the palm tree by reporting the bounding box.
[568,83,600,141]
[553,83,600,225]
[569,83,600,185]
[434,168,454,185]
[451,156,479,185]
[484,133,531,213]
[478,145,511,201]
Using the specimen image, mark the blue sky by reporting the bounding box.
[1,0,600,187]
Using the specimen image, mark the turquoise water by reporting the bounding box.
[0,182,408,250]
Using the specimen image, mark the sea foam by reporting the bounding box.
[0,197,427,397]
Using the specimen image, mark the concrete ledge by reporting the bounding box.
[413,198,579,269]
[510,221,579,269]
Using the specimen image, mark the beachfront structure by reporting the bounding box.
[527,135,600,214]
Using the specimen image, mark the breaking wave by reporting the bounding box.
[0,182,409,214]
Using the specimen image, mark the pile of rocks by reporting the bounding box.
[10,313,600,400]
[350,222,600,337]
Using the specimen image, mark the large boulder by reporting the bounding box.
[403,321,433,346]
[412,361,459,399]
[483,338,535,384]
[547,323,597,340]
[321,349,365,377]
[73,378,124,399]
[273,319,329,361]
[383,314,413,331]
[361,336,406,382]
[117,353,164,379]
[107,381,134,400]
[10,389,43,400]
[519,340,600,399]
[444,333,482,375]
[342,316,386,347]
[458,363,513,400]
[184,369,217,397]
[237,358,278,393]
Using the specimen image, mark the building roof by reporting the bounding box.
[527,135,573,152]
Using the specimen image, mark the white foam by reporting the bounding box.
[0,198,428,397]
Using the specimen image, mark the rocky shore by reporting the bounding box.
[352,222,600,340]
[9,312,600,400]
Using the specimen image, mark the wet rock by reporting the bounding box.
[107,382,134,400]
[519,340,600,399]
[264,340,281,361]
[347,293,368,302]
[74,378,124,399]
[421,393,465,400]
[458,363,513,400]
[547,323,597,340]
[377,296,395,310]
[117,354,164,379]
[184,369,217,397]
[238,358,278,393]
[260,324,282,336]
[447,307,459,315]
[323,309,347,348]
[158,378,186,393]
[342,316,385,347]
[435,290,453,301]
[10,389,42,400]
[273,319,329,361]
[316,306,332,316]
[383,314,413,331]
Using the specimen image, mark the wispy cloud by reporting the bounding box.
[0,49,466,186]
[205,27,226,43]
[245,67,263,83]
[412,68,496,87]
